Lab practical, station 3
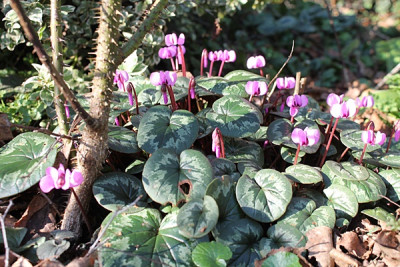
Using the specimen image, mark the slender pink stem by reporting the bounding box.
[337,147,349,163]
[217,128,225,158]
[128,82,139,115]
[358,143,368,165]
[200,49,207,76]
[249,94,254,102]
[170,58,176,71]
[290,116,294,123]
[178,45,186,77]
[218,60,225,77]
[294,144,301,165]
[167,85,178,111]
[319,118,339,167]
[259,68,264,77]
[325,116,333,136]
[208,61,214,77]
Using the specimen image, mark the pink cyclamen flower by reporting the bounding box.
[223,50,236,62]
[330,99,357,118]
[326,93,344,107]
[165,33,185,46]
[395,129,400,142]
[150,71,177,86]
[356,96,374,108]
[361,130,386,146]
[113,70,129,91]
[276,77,296,90]
[158,46,177,59]
[40,164,83,193]
[208,51,218,62]
[291,127,320,146]
[247,55,266,69]
[212,128,221,158]
[286,94,308,117]
[245,81,268,97]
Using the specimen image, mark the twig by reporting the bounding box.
[39,191,62,217]
[9,0,96,129]
[374,62,400,90]
[9,123,79,140]
[70,188,93,235]
[0,200,14,267]
[293,72,301,95]
[85,195,143,257]
[261,41,295,106]
[379,194,400,209]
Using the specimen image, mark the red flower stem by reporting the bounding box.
[178,45,186,77]
[200,49,207,76]
[386,126,396,153]
[170,58,176,71]
[358,143,368,165]
[208,61,214,77]
[218,129,225,158]
[167,85,178,111]
[352,107,360,121]
[218,60,225,77]
[187,79,193,112]
[128,82,139,115]
[294,144,301,165]
[271,91,282,109]
[319,117,339,167]
[70,187,92,235]
[337,147,349,163]
[249,94,254,102]
[259,68,264,77]
[325,116,333,136]
[290,116,294,123]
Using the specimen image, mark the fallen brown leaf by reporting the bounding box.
[335,231,369,259]
[305,226,334,267]
[329,248,361,267]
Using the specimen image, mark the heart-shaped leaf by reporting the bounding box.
[108,126,140,154]
[322,160,369,181]
[196,77,230,96]
[138,88,161,107]
[209,158,240,181]
[196,108,214,138]
[236,170,292,223]
[379,169,400,202]
[213,218,262,266]
[142,148,213,205]
[285,164,323,184]
[137,106,199,154]
[295,189,327,208]
[99,209,202,267]
[362,207,397,227]
[246,126,268,142]
[336,119,360,132]
[259,223,306,257]
[206,95,262,138]
[224,138,264,167]
[37,240,70,260]
[329,168,386,203]
[280,146,305,164]
[192,241,232,267]
[0,132,57,198]
[324,184,358,219]
[93,172,147,211]
[206,176,244,222]
[260,252,302,267]
[177,196,219,239]
[237,160,262,179]
[279,198,335,233]
[0,227,27,249]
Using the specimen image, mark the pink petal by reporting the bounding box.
[258,82,268,95]
[286,95,294,107]
[256,56,265,68]
[346,99,357,117]
[361,130,373,144]
[150,72,163,86]
[375,132,386,145]
[300,95,308,107]
[247,57,256,69]
[162,92,168,104]
[291,128,306,146]
[290,107,299,117]
[39,174,56,193]
[245,81,256,96]
[330,103,343,118]
[70,169,84,187]
[165,71,177,86]
[227,50,236,62]
[286,77,296,89]
[177,33,185,45]
[276,78,285,89]
[62,169,71,190]
[395,130,400,142]
[305,128,320,146]
[327,93,340,107]
[216,50,223,61]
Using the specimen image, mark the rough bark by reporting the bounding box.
[61,0,121,235]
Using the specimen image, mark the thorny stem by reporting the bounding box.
[70,188,93,235]
[200,49,207,76]
[320,117,339,167]
[167,85,178,111]
[86,195,143,257]
[1,200,13,267]
[9,0,96,129]
[178,45,186,77]
[294,144,301,165]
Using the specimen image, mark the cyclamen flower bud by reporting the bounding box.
[276,77,295,90]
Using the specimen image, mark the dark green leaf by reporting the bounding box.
[108,126,140,154]
[192,241,232,267]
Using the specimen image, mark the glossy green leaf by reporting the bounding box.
[261,252,301,267]
[196,77,231,96]
[137,106,199,154]
[0,227,27,249]
[142,148,213,205]
[362,207,397,226]
[285,164,322,184]
[224,138,264,167]
[340,129,380,152]
[237,160,262,179]
[37,240,70,260]
[209,158,240,181]
[206,176,244,222]
[324,184,358,219]
[379,169,400,202]
[125,159,145,175]
[299,206,336,233]
[99,209,201,267]
[280,146,305,164]
[322,160,369,181]
[236,170,292,223]
[206,95,262,138]
[246,126,268,142]
[0,132,57,198]
[108,126,140,154]
[331,168,386,203]
[138,88,161,107]
[93,172,147,211]
[213,218,262,266]
[192,241,232,267]
[177,196,219,239]
[336,119,360,132]
[196,108,213,138]
[295,189,327,208]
